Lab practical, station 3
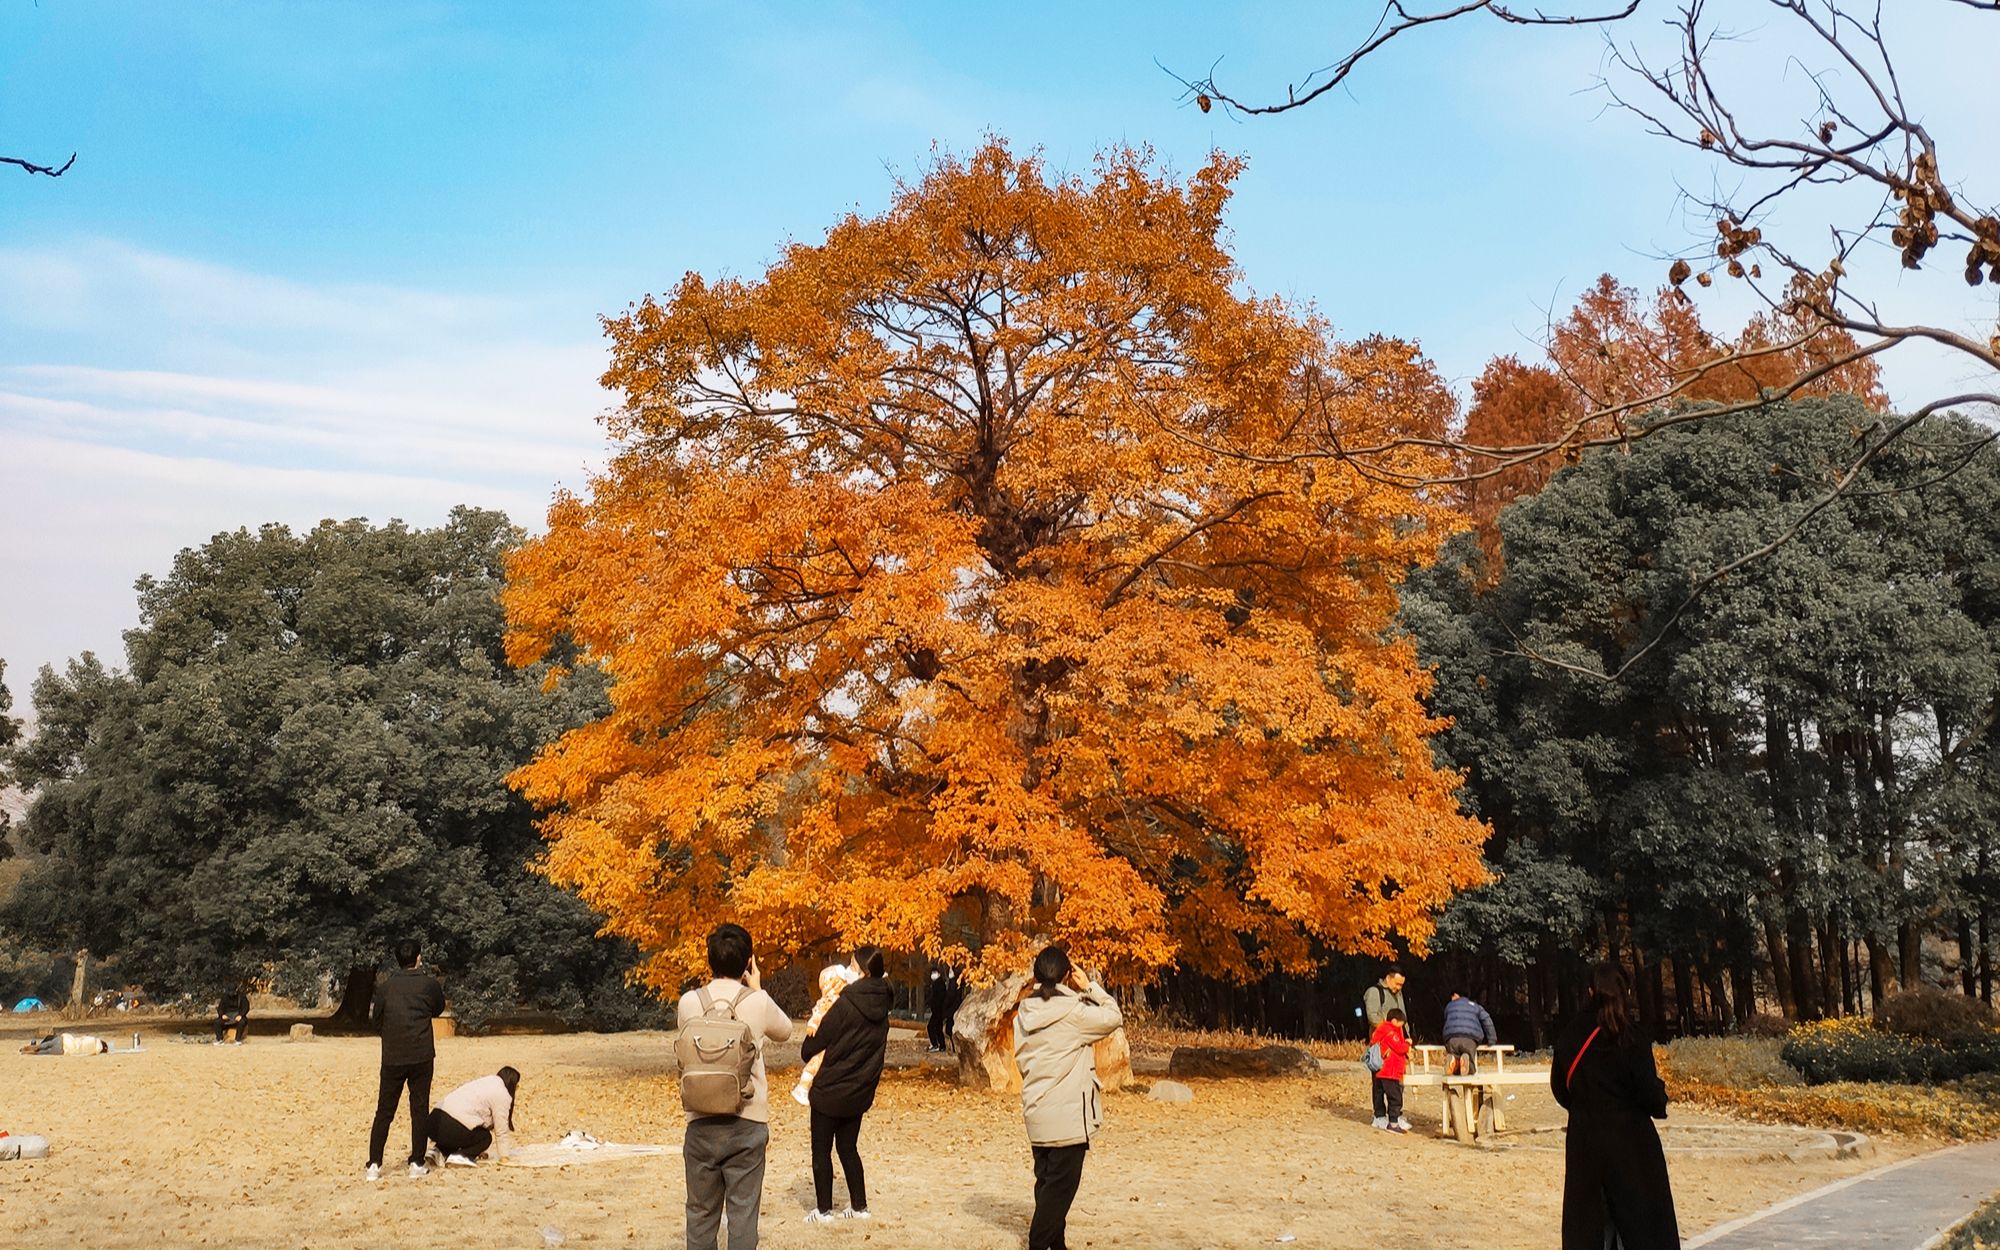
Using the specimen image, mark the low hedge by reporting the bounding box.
[1780,1016,2000,1085]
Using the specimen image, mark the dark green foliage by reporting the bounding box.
[1,509,640,1029]
[0,942,70,1005]
[0,659,19,857]
[1405,398,2000,1030]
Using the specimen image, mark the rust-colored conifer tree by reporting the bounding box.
[504,141,1487,990]
[1462,275,1888,554]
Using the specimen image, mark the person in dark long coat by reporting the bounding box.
[1551,960,1680,1250]
[798,947,894,1222]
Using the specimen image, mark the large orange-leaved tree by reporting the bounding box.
[504,140,1487,992]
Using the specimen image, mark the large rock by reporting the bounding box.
[952,971,1133,1094]
[288,1023,315,1042]
[1146,1079,1195,1104]
[1166,1043,1316,1079]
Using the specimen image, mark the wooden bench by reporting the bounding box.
[1401,1069,1546,1144]
[1410,1042,1515,1073]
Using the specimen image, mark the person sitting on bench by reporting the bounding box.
[216,984,251,1044]
[428,1066,519,1165]
[1443,990,1499,1075]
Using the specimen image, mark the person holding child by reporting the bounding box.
[793,952,863,1106]
[797,946,893,1224]
[1369,1008,1413,1132]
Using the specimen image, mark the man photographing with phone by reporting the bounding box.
[1013,945,1123,1250]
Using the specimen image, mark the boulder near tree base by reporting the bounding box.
[1166,1043,1317,1079]
[951,971,1132,1094]
[506,138,1489,994]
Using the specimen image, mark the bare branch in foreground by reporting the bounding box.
[2,152,77,178]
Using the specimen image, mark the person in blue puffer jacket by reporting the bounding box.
[1442,991,1498,1075]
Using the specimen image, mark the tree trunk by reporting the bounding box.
[952,971,1131,1093]
[1526,956,1548,1050]
[1866,935,1893,1005]
[1763,914,1795,1019]
[1730,956,1755,1024]
[1787,907,1820,1019]
[1840,931,1857,1015]
[330,966,378,1029]
[1671,954,1695,1035]
[1899,920,1922,992]
[1961,914,1978,998]
[68,948,90,1015]
[1982,896,1993,1006]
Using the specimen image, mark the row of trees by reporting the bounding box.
[1412,397,2000,1038]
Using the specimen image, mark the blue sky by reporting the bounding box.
[2,2,1994,698]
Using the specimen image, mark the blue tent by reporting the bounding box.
[11,997,44,1012]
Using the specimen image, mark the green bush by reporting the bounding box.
[1780,1016,2000,1084]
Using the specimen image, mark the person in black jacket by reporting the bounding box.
[925,964,952,1052]
[365,939,446,1181]
[216,983,251,1044]
[943,964,964,1045]
[1551,960,1680,1250]
[798,946,893,1223]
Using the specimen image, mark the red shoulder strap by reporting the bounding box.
[1565,1026,1602,1088]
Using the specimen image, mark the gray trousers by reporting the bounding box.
[684,1115,769,1250]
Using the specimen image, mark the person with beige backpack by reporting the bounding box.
[675,923,792,1250]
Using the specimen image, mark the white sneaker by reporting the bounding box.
[1394,1117,1412,1131]
[1371,1116,1389,1130]
[444,1153,476,1167]
[408,1162,430,1179]
[803,1210,840,1225]
[365,1163,382,1182]
[841,1208,872,1220]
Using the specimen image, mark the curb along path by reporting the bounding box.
[1686,1138,2000,1249]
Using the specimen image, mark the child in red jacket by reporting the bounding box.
[1371,1009,1413,1132]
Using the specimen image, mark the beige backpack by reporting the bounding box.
[676,986,759,1116]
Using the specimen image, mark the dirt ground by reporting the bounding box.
[0,1020,1923,1250]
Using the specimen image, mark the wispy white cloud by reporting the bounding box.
[0,240,616,698]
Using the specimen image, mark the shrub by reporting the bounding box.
[1665,1036,1803,1089]
[1780,1015,2000,1085]
[1738,1011,1791,1038]
[1942,1194,2000,1250]
[1666,1068,2000,1140]
[1876,987,1999,1044]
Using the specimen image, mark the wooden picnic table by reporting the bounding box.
[1401,1067,1545,1144]
[1410,1042,1515,1073]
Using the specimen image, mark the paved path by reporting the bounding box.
[1687,1138,2000,1249]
